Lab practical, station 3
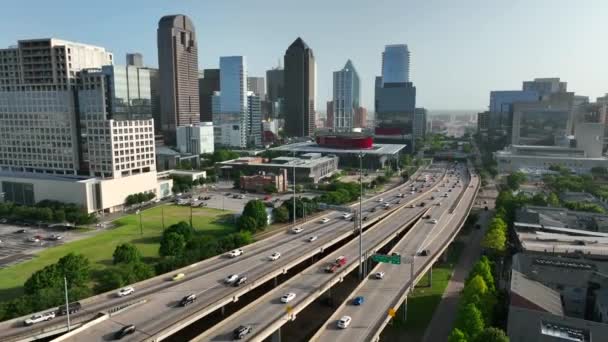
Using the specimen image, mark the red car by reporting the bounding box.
[325,264,339,273]
[335,256,347,266]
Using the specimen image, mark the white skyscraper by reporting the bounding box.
[381,44,410,85]
[332,60,360,132]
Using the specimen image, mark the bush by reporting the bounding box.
[159,232,186,257]
[241,200,268,229]
[112,243,142,265]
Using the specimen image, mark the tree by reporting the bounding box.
[473,327,509,342]
[242,200,268,229]
[506,171,526,190]
[481,227,507,252]
[164,221,195,241]
[273,206,289,223]
[94,268,125,293]
[237,215,257,232]
[112,243,142,265]
[455,303,485,339]
[547,192,560,206]
[448,328,468,342]
[118,261,155,283]
[24,265,60,294]
[159,232,186,257]
[468,257,495,292]
[463,275,488,306]
[56,253,90,288]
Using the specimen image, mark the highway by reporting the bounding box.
[192,165,468,342]
[22,164,449,342]
[311,165,479,342]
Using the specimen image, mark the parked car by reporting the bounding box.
[233,325,252,339]
[228,249,244,258]
[117,286,135,297]
[24,312,55,326]
[114,324,136,339]
[268,252,281,261]
[172,273,185,281]
[179,294,197,306]
[337,316,352,329]
[281,292,296,303]
[224,274,239,284]
[291,226,303,234]
[374,272,385,279]
[353,296,365,306]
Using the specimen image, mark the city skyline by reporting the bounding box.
[2,0,606,111]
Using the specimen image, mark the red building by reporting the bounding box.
[240,169,288,193]
[315,133,373,149]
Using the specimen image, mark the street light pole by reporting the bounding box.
[292,151,296,228]
[136,210,143,236]
[64,276,71,332]
[161,206,165,230]
[358,152,364,279]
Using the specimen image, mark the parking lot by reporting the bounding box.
[0,224,71,269]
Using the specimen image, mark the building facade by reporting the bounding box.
[413,107,427,140]
[176,122,214,155]
[198,68,220,122]
[266,67,284,119]
[247,92,262,147]
[381,44,410,85]
[332,60,360,132]
[157,15,200,145]
[354,106,367,128]
[284,37,316,137]
[247,76,265,99]
[240,169,287,193]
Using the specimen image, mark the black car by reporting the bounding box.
[15,229,27,234]
[418,249,430,256]
[370,207,376,212]
[179,294,197,307]
[58,302,81,316]
[234,276,247,287]
[233,325,252,339]
[363,216,368,221]
[419,202,426,207]
[114,324,136,339]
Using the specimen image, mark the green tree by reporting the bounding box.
[164,221,195,240]
[481,227,507,252]
[242,200,268,229]
[448,328,468,342]
[237,215,258,232]
[273,205,289,223]
[473,327,509,342]
[24,265,60,294]
[56,253,90,288]
[468,257,495,292]
[112,243,142,265]
[547,192,560,206]
[159,232,186,257]
[463,275,488,306]
[455,303,485,339]
[94,268,125,293]
[118,261,155,283]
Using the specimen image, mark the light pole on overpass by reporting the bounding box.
[292,151,296,228]
[358,152,365,279]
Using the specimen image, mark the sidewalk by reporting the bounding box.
[421,209,491,342]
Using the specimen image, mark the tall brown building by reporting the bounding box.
[326,101,334,129]
[157,15,200,145]
[284,37,316,137]
[354,106,367,128]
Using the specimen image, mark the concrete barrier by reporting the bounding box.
[50,313,108,342]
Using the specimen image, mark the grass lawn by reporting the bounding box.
[382,241,465,341]
[0,205,234,301]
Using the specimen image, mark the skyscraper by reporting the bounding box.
[247,77,265,100]
[332,60,360,132]
[213,56,250,148]
[382,44,410,85]
[157,14,200,145]
[266,67,285,118]
[354,106,367,128]
[326,101,334,130]
[284,37,316,137]
[126,53,143,67]
[247,92,262,147]
[198,69,220,122]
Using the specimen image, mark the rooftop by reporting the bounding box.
[511,269,564,315]
[219,155,337,169]
[270,141,406,155]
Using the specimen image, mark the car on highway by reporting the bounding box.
[234,276,248,286]
[430,219,438,224]
[224,274,240,284]
[27,237,40,243]
[377,198,384,202]
[408,204,415,208]
[320,217,330,223]
[49,234,63,241]
[325,264,339,273]
[374,271,385,279]
[307,235,318,242]
[436,202,441,206]
[228,249,244,258]
[117,286,135,297]
[24,312,56,326]
[234,325,253,339]
[179,294,197,306]
[442,193,448,197]
[335,256,347,266]
[341,213,352,220]
[353,296,365,305]
[171,272,186,281]
[383,203,390,209]
[58,302,81,316]
[281,292,296,303]
[291,226,303,234]
[418,249,430,256]
[419,202,426,207]
[363,216,369,221]
[397,193,404,198]
[337,315,352,329]
[268,252,281,261]
[15,229,26,234]
[370,207,377,212]
[114,324,136,339]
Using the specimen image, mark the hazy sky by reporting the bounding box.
[2,0,606,111]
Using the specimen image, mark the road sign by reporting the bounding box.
[388,308,397,317]
[372,254,401,265]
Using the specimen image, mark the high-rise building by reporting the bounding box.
[126,53,144,67]
[248,92,262,147]
[198,69,220,122]
[266,67,284,119]
[213,56,250,148]
[157,14,200,145]
[99,64,154,121]
[176,122,214,155]
[354,106,367,128]
[326,101,334,130]
[382,44,410,85]
[332,60,360,132]
[247,76,265,100]
[284,37,316,137]
[413,108,427,140]
[523,78,567,98]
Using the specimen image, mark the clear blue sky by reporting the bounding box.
[2,0,606,111]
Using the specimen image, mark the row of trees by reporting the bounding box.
[171,175,216,194]
[124,192,156,206]
[0,200,96,225]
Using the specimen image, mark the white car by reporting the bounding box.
[117,286,135,297]
[24,312,55,326]
[281,292,296,303]
[50,234,63,241]
[268,252,281,261]
[374,272,385,279]
[291,226,303,234]
[430,219,438,224]
[383,203,390,208]
[320,218,330,224]
[224,274,240,284]
[307,235,318,242]
[27,237,39,243]
[337,315,352,329]
[341,213,352,220]
[377,198,384,202]
[228,249,243,258]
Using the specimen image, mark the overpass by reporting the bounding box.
[191,164,475,341]
[0,165,449,342]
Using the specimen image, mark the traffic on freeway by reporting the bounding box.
[193,165,467,341]
[311,165,479,342]
[31,165,448,342]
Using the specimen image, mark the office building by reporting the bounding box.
[157,15,200,145]
[478,111,490,132]
[126,53,143,67]
[98,64,155,121]
[381,44,410,85]
[523,77,567,98]
[198,68,220,122]
[413,108,427,139]
[247,92,262,147]
[266,67,284,118]
[176,122,214,155]
[247,76,265,99]
[511,93,575,146]
[488,90,539,137]
[374,78,416,136]
[332,60,360,132]
[354,106,367,128]
[284,37,316,137]
[326,101,334,130]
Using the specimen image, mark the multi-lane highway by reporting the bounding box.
[192,165,470,342]
[311,165,479,342]
[11,165,449,342]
